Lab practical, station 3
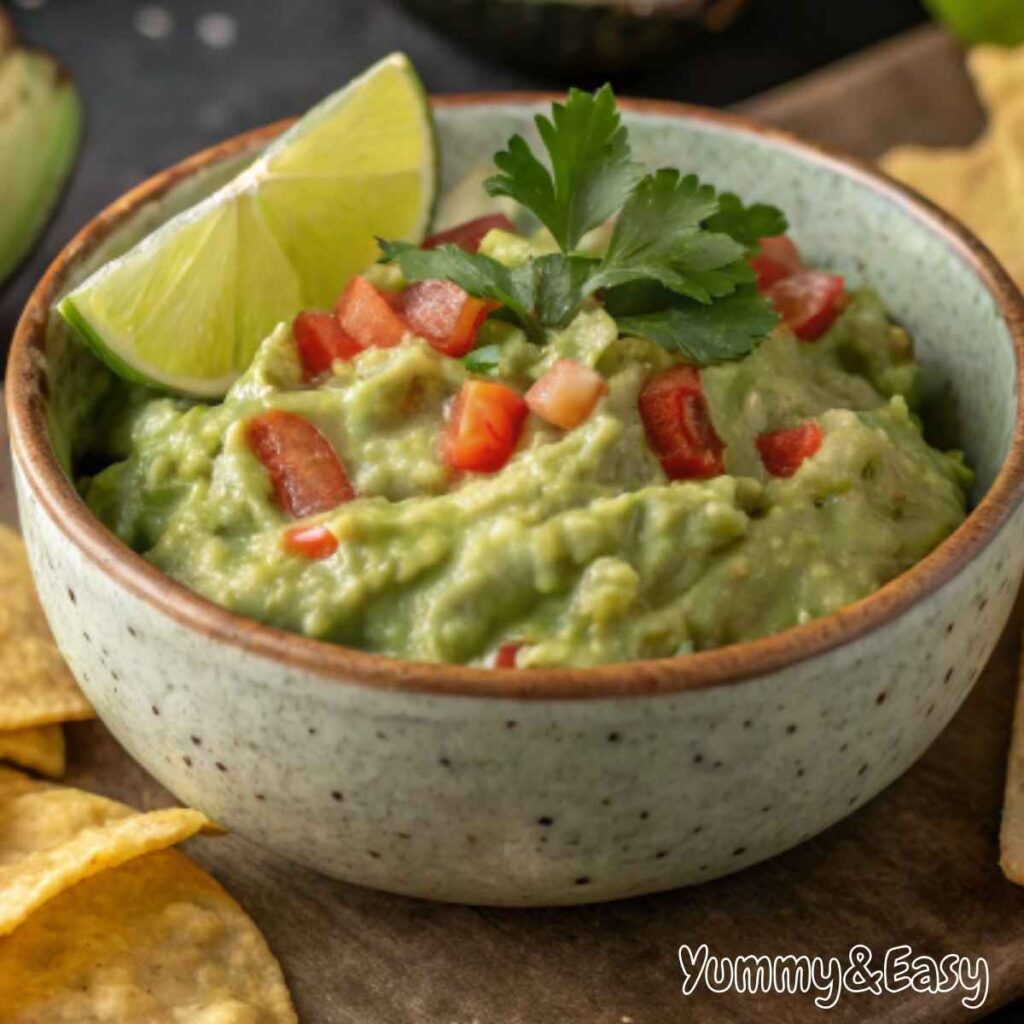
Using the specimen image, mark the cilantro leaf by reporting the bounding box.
[682,254,757,299]
[380,87,788,368]
[378,241,593,338]
[705,192,788,249]
[616,286,779,364]
[603,171,720,266]
[523,253,596,328]
[485,85,643,253]
[585,172,747,303]
[378,240,533,324]
[462,344,503,374]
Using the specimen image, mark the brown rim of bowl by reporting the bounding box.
[7,93,1024,701]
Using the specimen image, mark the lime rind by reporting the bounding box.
[58,53,436,398]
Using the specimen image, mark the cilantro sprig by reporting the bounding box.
[486,84,643,252]
[379,86,787,365]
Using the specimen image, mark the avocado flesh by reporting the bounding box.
[0,45,83,285]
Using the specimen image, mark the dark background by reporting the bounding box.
[1,0,928,355]
[14,2,1024,1022]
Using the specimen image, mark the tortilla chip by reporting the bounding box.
[0,527,93,730]
[881,137,1024,286]
[0,725,64,778]
[0,847,298,1022]
[881,142,985,209]
[881,44,1024,290]
[0,767,210,935]
[968,46,1024,112]
[1001,644,1024,884]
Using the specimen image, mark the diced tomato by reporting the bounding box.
[751,235,802,290]
[493,641,527,668]
[282,523,339,560]
[335,276,408,349]
[638,365,725,480]
[525,359,608,430]
[768,270,846,341]
[443,380,528,474]
[399,279,495,357]
[248,410,355,518]
[756,421,823,478]
[293,311,363,381]
[423,214,518,253]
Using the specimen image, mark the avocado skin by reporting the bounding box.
[0,13,83,287]
[0,9,14,56]
[399,0,749,74]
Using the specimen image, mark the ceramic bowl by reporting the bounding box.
[8,96,1024,906]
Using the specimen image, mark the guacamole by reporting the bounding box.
[72,87,972,668]
[82,250,971,667]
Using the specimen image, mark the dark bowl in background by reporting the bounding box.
[399,0,751,75]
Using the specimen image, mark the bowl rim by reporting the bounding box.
[7,92,1024,701]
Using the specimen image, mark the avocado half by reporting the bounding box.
[399,0,750,74]
[0,9,83,286]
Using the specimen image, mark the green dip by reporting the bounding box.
[82,232,972,668]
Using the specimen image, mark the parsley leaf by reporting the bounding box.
[485,85,643,253]
[616,286,779,364]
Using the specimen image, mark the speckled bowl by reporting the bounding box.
[8,96,1024,906]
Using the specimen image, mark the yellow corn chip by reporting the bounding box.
[0,527,93,730]
[0,848,298,1022]
[883,43,1024,290]
[0,767,210,935]
[881,136,1024,286]
[0,725,64,778]
[1002,637,1024,885]
[969,49,1024,207]
[968,45,1024,111]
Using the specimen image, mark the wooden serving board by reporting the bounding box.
[5,25,1024,1023]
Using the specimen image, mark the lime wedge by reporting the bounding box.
[58,53,435,397]
[925,0,1024,44]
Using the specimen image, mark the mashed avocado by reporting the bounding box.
[83,271,971,668]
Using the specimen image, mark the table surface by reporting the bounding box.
[5,13,1024,1024]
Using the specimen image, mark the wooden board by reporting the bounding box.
[5,25,1024,1022]
[737,24,986,158]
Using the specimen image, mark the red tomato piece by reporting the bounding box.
[293,311,363,381]
[335,276,408,349]
[493,641,527,668]
[423,214,518,253]
[282,523,339,560]
[768,270,846,341]
[756,421,824,478]
[399,279,495,357]
[750,235,802,290]
[248,410,355,518]
[525,359,608,430]
[443,380,528,474]
[638,365,725,480]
